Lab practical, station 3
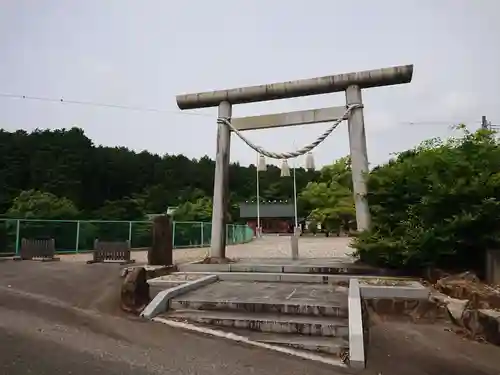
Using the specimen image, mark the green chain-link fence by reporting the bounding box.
[0,219,254,255]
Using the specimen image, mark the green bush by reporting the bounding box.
[352,127,500,275]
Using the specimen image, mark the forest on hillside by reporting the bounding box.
[0,127,319,221]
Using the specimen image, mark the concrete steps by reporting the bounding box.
[171,298,347,317]
[198,325,349,356]
[164,309,349,337]
[154,279,353,365]
[243,331,349,356]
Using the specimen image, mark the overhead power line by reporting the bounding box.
[0,92,210,117]
[0,91,491,126]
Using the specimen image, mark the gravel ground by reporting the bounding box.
[60,235,354,264]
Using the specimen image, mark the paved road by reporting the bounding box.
[1,253,499,375]
[0,261,350,375]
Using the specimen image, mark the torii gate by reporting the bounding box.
[176,64,414,261]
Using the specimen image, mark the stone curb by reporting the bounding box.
[140,275,218,319]
[348,278,365,369]
[359,281,430,299]
[177,263,377,274]
[164,271,417,284]
[120,265,176,278]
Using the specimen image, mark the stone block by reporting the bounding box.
[121,267,150,315]
[446,297,469,324]
[282,265,307,273]
[217,273,282,282]
[359,280,429,299]
[478,309,500,345]
[177,263,230,272]
[230,264,283,273]
[141,274,218,319]
[149,215,173,266]
[348,279,365,369]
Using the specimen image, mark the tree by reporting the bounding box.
[4,190,80,249]
[0,127,318,221]
[352,126,500,274]
[93,197,145,220]
[173,197,213,222]
[300,157,356,234]
[7,189,79,219]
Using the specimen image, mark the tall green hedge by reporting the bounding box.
[352,127,500,275]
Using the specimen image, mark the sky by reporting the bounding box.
[1,0,499,168]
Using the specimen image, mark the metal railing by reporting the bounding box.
[0,219,254,255]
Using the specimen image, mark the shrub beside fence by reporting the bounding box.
[0,219,253,255]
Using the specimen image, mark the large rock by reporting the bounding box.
[478,309,500,345]
[435,271,500,309]
[446,297,470,324]
[121,265,176,279]
[120,267,150,315]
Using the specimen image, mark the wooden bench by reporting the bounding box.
[87,239,135,265]
[14,238,60,261]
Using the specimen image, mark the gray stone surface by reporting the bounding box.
[171,280,348,317]
[174,280,347,304]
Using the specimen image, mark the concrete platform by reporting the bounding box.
[171,280,348,317]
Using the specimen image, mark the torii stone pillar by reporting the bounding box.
[176,64,414,260]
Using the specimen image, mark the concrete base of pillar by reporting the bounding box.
[202,256,233,265]
[291,236,299,260]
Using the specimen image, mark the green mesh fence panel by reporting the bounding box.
[226,224,253,245]
[2,219,253,254]
[18,220,79,253]
[130,221,153,248]
[0,219,17,255]
[226,224,233,245]
[201,222,211,247]
[173,222,203,248]
[245,226,254,242]
[78,221,130,251]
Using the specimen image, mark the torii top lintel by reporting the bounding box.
[176,64,413,110]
